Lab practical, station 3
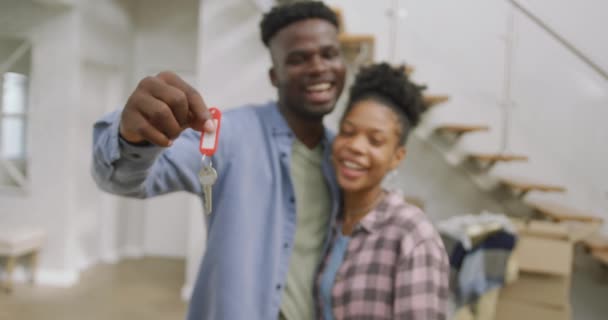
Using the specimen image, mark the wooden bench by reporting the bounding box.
[0,226,46,292]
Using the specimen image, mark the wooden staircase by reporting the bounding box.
[332,7,606,262]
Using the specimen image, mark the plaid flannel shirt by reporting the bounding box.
[314,191,449,319]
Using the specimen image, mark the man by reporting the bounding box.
[92,2,346,319]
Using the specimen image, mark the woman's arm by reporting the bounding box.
[393,239,450,319]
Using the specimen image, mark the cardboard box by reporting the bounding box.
[514,220,574,276]
[525,220,570,239]
[496,220,575,320]
[515,235,573,276]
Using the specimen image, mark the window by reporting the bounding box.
[0,40,30,189]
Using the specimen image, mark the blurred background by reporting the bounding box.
[0,0,607,319]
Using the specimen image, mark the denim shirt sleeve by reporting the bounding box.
[91,110,204,198]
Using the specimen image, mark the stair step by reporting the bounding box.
[583,234,608,252]
[526,199,603,223]
[402,65,415,75]
[339,34,375,63]
[338,34,375,46]
[331,7,345,33]
[435,123,490,135]
[469,153,529,163]
[499,175,566,194]
[591,250,608,265]
[404,196,425,210]
[423,94,450,108]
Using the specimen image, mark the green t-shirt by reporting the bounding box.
[279,140,331,320]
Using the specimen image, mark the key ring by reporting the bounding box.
[201,155,213,168]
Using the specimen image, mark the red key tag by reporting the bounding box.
[199,107,222,156]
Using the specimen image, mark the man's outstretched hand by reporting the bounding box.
[119,71,215,147]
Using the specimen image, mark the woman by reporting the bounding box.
[314,63,449,319]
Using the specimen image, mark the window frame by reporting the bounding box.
[0,40,31,192]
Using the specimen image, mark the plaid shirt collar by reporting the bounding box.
[353,191,395,234]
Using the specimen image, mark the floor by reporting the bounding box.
[1,255,607,319]
[0,258,187,320]
[570,250,608,320]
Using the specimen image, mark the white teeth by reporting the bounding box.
[343,160,363,170]
[307,83,331,92]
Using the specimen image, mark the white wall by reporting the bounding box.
[70,62,124,269]
[0,2,81,285]
[68,0,134,271]
[81,0,132,68]
[197,0,275,109]
[128,0,200,258]
[131,0,199,81]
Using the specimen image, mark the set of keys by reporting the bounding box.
[199,107,222,215]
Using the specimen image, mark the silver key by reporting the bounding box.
[199,164,217,215]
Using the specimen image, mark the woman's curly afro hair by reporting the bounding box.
[345,63,427,144]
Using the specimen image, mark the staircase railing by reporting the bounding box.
[507,0,608,82]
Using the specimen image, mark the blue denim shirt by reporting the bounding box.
[91,102,340,320]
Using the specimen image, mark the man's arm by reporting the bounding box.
[92,110,203,198]
[91,71,214,198]
[393,239,450,320]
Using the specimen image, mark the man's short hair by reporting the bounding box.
[260,1,339,47]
